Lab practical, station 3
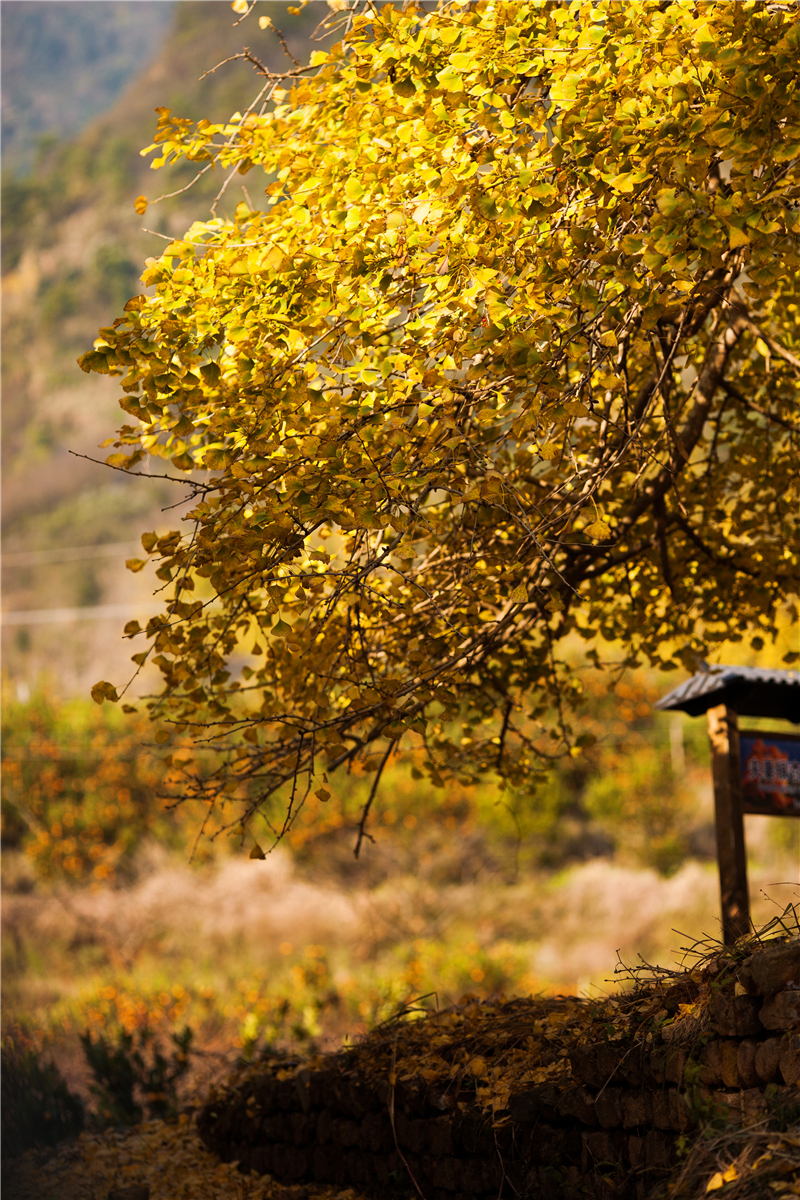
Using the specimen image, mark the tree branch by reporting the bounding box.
[354,740,396,859]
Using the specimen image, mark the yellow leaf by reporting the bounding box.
[249,843,266,859]
[315,788,331,802]
[734,981,747,997]
[707,1166,738,1193]
[345,177,365,202]
[436,66,464,92]
[584,521,611,540]
[126,558,147,573]
[755,338,770,358]
[258,14,272,28]
[694,22,716,55]
[727,223,751,249]
[91,681,118,705]
[264,244,288,272]
[231,0,249,12]
[133,195,148,216]
[468,1057,486,1077]
[510,583,528,603]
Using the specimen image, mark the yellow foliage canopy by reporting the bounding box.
[81,1,800,847]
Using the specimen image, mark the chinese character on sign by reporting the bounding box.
[740,732,800,816]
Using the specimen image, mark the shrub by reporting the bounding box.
[81,1022,193,1125]
[1,1034,84,1155]
[1,688,187,883]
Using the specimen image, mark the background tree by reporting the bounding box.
[82,0,800,852]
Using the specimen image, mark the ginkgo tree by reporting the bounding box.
[82,0,800,852]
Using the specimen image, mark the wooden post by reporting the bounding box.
[707,704,750,944]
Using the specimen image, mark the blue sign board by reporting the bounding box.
[739,730,800,817]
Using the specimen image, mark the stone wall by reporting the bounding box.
[197,937,799,1200]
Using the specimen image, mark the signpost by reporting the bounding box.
[656,665,800,946]
[706,704,750,944]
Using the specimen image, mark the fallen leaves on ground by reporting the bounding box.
[5,1113,369,1200]
[216,977,695,1124]
[214,917,797,1128]
[671,1128,800,1200]
[354,984,673,1117]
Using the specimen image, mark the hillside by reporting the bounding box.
[1,1,323,696]
[1,1,175,178]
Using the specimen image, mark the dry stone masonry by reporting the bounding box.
[198,936,800,1200]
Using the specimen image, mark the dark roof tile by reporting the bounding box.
[655,665,800,722]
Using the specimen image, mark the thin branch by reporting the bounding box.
[721,379,800,433]
[741,315,800,374]
[232,0,257,27]
[146,162,213,206]
[68,450,212,491]
[496,700,513,771]
[265,24,302,69]
[672,511,758,578]
[201,49,315,83]
[653,495,675,598]
[354,740,396,859]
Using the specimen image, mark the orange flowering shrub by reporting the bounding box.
[1,690,181,883]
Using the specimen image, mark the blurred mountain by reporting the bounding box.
[1,1,325,695]
[2,2,176,178]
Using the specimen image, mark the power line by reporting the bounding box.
[1,542,141,567]
[1,603,150,626]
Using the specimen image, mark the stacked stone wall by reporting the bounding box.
[198,938,799,1200]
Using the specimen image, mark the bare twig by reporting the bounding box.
[354,739,396,859]
[232,0,257,27]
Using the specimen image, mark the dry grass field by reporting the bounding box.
[3,819,798,1115]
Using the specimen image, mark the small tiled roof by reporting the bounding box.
[655,664,800,723]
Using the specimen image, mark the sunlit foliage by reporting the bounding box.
[81,1,800,848]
